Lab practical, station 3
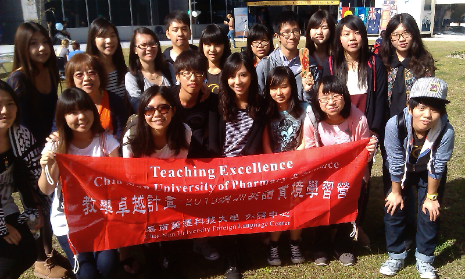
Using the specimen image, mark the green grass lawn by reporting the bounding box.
[9,41,465,278]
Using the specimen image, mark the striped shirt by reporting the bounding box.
[223,110,254,157]
[106,70,127,100]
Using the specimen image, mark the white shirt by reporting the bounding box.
[346,70,368,95]
[43,134,120,236]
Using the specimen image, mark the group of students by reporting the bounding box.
[0,8,454,279]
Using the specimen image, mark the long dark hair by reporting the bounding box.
[86,18,127,85]
[55,88,104,154]
[264,66,303,120]
[128,85,189,157]
[128,27,173,83]
[11,22,59,89]
[332,15,370,87]
[311,75,352,122]
[0,80,21,127]
[305,10,336,56]
[380,13,435,77]
[246,24,274,62]
[219,52,261,122]
[199,24,231,69]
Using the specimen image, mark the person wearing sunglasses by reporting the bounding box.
[256,11,317,103]
[65,53,128,140]
[246,24,274,67]
[126,27,176,112]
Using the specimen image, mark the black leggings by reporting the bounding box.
[0,213,38,279]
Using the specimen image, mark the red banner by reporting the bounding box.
[56,139,369,253]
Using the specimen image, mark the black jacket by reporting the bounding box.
[163,44,199,64]
[323,54,387,140]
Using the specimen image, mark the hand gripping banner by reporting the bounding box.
[56,139,369,253]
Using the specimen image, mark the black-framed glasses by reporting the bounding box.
[73,70,97,80]
[144,104,172,116]
[279,30,300,39]
[179,71,204,79]
[390,31,412,41]
[251,40,270,47]
[136,42,159,50]
[318,94,343,103]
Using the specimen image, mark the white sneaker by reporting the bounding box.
[193,238,219,261]
[416,259,437,279]
[379,257,404,276]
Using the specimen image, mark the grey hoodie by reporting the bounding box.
[256,48,317,103]
[384,107,454,183]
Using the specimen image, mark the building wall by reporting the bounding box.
[0,0,25,44]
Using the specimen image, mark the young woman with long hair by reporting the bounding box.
[86,18,128,101]
[246,24,274,67]
[0,81,43,279]
[199,24,232,94]
[6,22,70,278]
[126,27,176,112]
[38,88,120,279]
[305,9,336,70]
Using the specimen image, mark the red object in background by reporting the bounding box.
[57,139,369,253]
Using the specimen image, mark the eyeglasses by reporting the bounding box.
[179,71,204,79]
[279,30,300,39]
[136,42,159,50]
[318,94,343,103]
[144,104,172,116]
[390,31,412,41]
[73,70,97,80]
[251,40,270,47]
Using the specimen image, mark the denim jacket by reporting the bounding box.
[384,107,454,184]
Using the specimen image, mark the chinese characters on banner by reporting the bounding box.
[56,139,370,254]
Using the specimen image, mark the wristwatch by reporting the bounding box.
[427,193,439,201]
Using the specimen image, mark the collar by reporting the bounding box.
[390,55,410,68]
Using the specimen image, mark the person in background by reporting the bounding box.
[86,18,128,103]
[68,41,84,60]
[6,22,70,279]
[246,24,274,67]
[126,27,176,112]
[199,24,232,94]
[55,39,69,63]
[224,14,236,49]
[163,10,199,64]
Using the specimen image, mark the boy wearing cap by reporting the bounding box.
[380,77,455,279]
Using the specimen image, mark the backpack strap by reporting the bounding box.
[329,56,333,75]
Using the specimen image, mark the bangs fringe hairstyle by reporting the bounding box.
[128,27,173,83]
[380,13,435,77]
[333,15,370,87]
[0,80,21,127]
[305,10,336,56]
[408,97,447,116]
[246,24,274,61]
[199,24,231,69]
[128,85,189,157]
[12,22,59,87]
[55,87,104,154]
[86,18,127,85]
[65,53,107,89]
[265,66,302,120]
[219,52,261,122]
[311,75,352,122]
[173,50,208,75]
